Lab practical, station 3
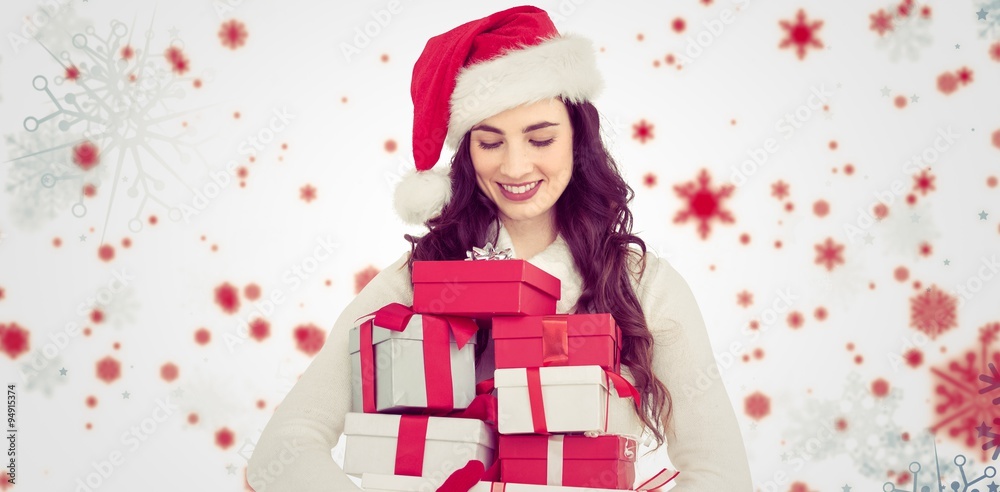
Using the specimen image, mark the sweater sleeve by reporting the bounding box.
[637,253,753,491]
[246,251,414,492]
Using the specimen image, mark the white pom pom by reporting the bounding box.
[393,166,453,225]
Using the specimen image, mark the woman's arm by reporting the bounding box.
[246,251,413,492]
[638,253,753,491]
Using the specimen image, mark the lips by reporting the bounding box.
[497,180,542,202]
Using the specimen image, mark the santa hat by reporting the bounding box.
[394,5,604,225]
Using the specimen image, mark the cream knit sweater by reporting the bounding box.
[248,223,753,491]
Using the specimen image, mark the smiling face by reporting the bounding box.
[468,98,574,228]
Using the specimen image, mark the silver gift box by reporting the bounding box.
[348,314,478,413]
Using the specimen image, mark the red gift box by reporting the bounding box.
[498,434,636,489]
[412,260,560,317]
[492,314,621,372]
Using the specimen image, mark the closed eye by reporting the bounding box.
[476,139,555,151]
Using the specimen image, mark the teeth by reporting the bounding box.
[501,181,538,194]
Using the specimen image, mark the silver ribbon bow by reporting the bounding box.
[465,241,513,261]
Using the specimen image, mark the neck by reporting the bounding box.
[501,210,558,260]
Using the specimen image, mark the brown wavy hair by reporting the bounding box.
[403,98,673,449]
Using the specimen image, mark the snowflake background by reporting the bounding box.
[0,1,999,491]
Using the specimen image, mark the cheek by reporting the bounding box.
[470,153,494,191]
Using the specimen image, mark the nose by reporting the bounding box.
[498,140,533,180]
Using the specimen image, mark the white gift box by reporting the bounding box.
[343,412,497,479]
[349,313,478,413]
[494,366,637,436]
[360,472,634,492]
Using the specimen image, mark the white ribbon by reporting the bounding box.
[546,435,564,485]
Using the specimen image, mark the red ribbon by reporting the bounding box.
[525,368,549,434]
[356,303,479,412]
[540,316,569,366]
[604,369,641,411]
[635,468,681,490]
[523,368,642,434]
[394,415,430,476]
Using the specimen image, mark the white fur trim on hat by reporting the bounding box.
[393,165,453,225]
[445,33,603,150]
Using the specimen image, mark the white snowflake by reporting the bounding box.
[782,372,956,481]
[811,255,867,312]
[875,8,933,62]
[3,125,107,231]
[7,18,205,242]
[875,201,941,261]
[20,2,93,56]
[978,0,1000,40]
[98,284,141,331]
[18,354,68,397]
[176,367,258,446]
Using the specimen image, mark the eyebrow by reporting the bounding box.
[470,121,559,135]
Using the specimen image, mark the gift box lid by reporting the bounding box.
[347,314,476,353]
[412,259,561,300]
[498,434,637,461]
[344,412,496,447]
[491,313,620,343]
[494,365,608,389]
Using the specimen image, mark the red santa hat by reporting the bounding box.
[394,5,603,225]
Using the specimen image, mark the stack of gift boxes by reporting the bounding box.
[344,245,679,491]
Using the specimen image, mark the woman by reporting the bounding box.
[249,5,752,491]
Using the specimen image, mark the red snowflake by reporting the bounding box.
[904,348,923,368]
[96,356,121,383]
[65,64,80,81]
[0,322,30,359]
[909,285,957,339]
[956,66,974,85]
[937,72,958,95]
[214,282,240,314]
[672,169,735,240]
[920,5,931,18]
[771,180,790,200]
[897,0,914,17]
[744,391,770,420]
[869,9,894,36]
[671,18,686,33]
[930,324,1000,462]
[354,265,380,295]
[912,168,935,195]
[991,42,1000,62]
[994,129,1000,150]
[72,141,100,171]
[814,237,845,271]
[300,184,317,203]
[219,20,248,50]
[243,283,261,301]
[632,119,654,144]
[216,427,235,449]
[164,46,190,75]
[737,290,753,308]
[98,244,115,262]
[160,362,179,382]
[787,311,804,329]
[121,44,134,60]
[643,172,657,188]
[789,482,814,492]
[249,318,270,342]
[779,9,824,60]
[871,378,890,397]
[294,324,326,356]
[194,328,211,345]
[919,241,932,257]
